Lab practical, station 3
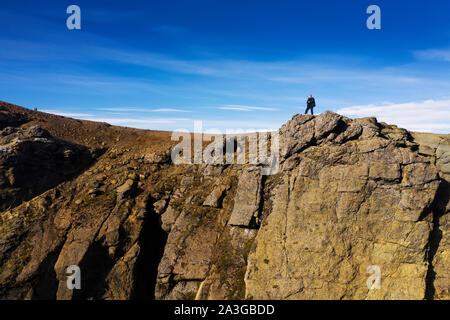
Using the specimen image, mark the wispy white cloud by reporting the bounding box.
[40,109,192,128]
[3,37,450,134]
[94,47,445,87]
[119,118,281,132]
[97,48,220,76]
[414,49,450,62]
[337,99,450,134]
[91,118,190,124]
[152,108,190,113]
[40,110,94,117]
[97,107,190,113]
[4,39,450,103]
[219,105,278,111]
[45,110,282,132]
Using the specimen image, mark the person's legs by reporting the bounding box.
[311,107,314,115]
[304,106,309,114]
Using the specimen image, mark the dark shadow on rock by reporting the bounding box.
[424,180,449,300]
[0,107,29,130]
[132,196,168,300]
[31,243,64,300]
[0,137,101,211]
[71,241,114,300]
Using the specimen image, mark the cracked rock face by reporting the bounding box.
[245,138,439,299]
[242,113,447,300]
[0,102,448,300]
[228,167,262,227]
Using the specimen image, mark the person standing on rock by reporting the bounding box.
[305,95,316,115]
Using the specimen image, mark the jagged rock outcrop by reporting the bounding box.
[0,101,448,300]
[246,113,441,299]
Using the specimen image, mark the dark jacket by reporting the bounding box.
[307,97,316,108]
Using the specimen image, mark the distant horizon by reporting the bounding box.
[1,0,450,133]
[3,99,446,136]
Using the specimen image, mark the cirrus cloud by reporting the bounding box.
[414,49,450,62]
[337,99,450,134]
[219,105,278,111]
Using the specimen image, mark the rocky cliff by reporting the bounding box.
[0,101,448,300]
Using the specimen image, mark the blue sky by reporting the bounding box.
[1,0,450,133]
